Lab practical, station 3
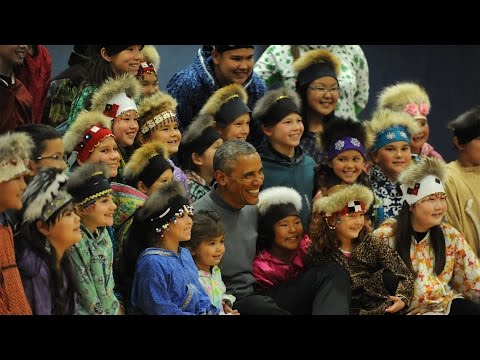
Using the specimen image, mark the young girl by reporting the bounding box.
[119,181,219,315]
[199,84,251,142]
[90,73,141,165]
[63,111,121,179]
[184,210,238,315]
[307,184,414,315]
[65,45,143,132]
[293,49,341,164]
[136,91,188,192]
[253,186,352,315]
[16,168,81,314]
[374,157,480,315]
[177,114,223,201]
[136,45,160,98]
[0,132,33,315]
[66,162,119,315]
[365,109,419,228]
[377,82,444,160]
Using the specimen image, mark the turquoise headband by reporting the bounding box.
[374,126,410,151]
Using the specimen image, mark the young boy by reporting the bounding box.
[444,106,480,256]
[253,87,315,229]
[0,132,33,314]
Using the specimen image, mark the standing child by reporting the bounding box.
[0,132,33,314]
[177,114,223,202]
[16,168,81,314]
[253,87,315,229]
[198,84,252,142]
[66,162,119,315]
[119,181,219,315]
[136,45,160,98]
[308,184,414,315]
[136,91,188,192]
[184,210,238,314]
[365,109,419,228]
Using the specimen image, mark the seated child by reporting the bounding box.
[16,168,81,314]
[307,184,414,315]
[184,210,238,315]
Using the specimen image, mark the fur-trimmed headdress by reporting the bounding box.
[22,168,72,223]
[320,117,374,160]
[90,73,141,120]
[0,132,33,183]
[200,84,251,127]
[123,141,173,188]
[365,109,420,151]
[177,114,222,170]
[137,91,178,136]
[398,157,446,206]
[252,87,301,127]
[257,186,302,240]
[66,162,112,209]
[63,111,115,164]
[137,181,192,234]
[447,105,480,145]
[137,45,160,77]
[377,82,431,121]
[293,49,341,88]
[313,184,374,217]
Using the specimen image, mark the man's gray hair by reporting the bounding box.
[213,140,257,174]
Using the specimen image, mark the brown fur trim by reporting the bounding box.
[123,141,169,182]
[377,82,431,112]
[90,73,141,113]
[252,87,301,122]
[181,114,216,147]
[313,184,374,215]
[137,91,178,126]
[63,111,112,153]
[398,157,446,187]
[142,45,160,69]
[292,49,341,76]
[200,84,248,117]
[139,180,187,221]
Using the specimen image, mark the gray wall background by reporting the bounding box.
[46,45,480,162]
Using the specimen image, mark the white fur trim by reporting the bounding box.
[257,186,302,216]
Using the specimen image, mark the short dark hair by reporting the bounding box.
[185,210,224,251]
[213,139,257,174]
[13,124,62,160]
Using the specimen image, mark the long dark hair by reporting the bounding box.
[394,202,446,275]
[15,204,77,315]
[296,83,336,135]
[86,47,116,87]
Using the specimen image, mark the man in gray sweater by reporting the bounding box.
[194,140,351,314]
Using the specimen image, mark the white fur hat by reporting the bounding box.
[0,132,33,183]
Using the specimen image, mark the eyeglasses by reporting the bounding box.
[36,154,67,162]
[308,86,340,95]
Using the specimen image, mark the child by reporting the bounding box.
[374,157,480,315]
[119,181,219,315]
[13,124,67,182]
[65,45,143,132]
[253,87,315,229]
[293,49,342,164]
[63,111,121,179]
[365,109,419,228]
[184,210,238,315]
[377,82,444,160]
[177,114,223,201]
[90,73,141,165]
[253,187,311,290]
[444,106,480,256]
[66,162,119,315]
[136,91,188,192]
[308,184,414,315]
[0,132,33,314]
[199,84,251,142]
[16,168,81,314]
[253,186,352,314]
[313,117,372,200]
[136,45,160,98]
